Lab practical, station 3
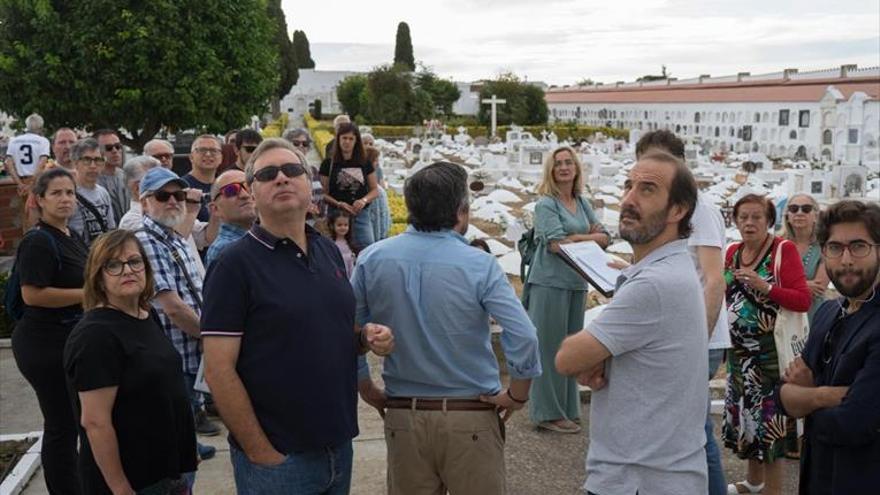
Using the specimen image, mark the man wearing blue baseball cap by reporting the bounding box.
[134,168,221,476]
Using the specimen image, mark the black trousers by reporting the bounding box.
[12,320,81,495]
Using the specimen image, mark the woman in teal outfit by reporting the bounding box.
[782,193,829,324]
[525,146,610,433]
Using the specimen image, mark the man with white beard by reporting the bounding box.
[135,167,219,474]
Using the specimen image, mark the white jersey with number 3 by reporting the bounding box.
[6,133,51,177]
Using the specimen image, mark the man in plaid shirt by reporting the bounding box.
[135,168,221,460]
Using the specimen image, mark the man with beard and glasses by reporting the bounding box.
[93,129,131,222]
[556,151,708,495]
[135,168,220,473]
[778,200,880,494]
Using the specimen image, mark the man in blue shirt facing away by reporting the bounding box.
[351,161,541,495]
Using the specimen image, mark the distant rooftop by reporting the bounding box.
[546,65,880,104]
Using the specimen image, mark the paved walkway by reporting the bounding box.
[2,348,800,494]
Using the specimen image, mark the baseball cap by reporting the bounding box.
[139,167,187,199]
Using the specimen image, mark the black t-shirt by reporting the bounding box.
[64,308,198,493]
[319,158,374,206]
[16,221,87,327]
[182,173,211,222]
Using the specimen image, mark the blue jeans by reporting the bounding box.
[706,349,726,495]
[230,442,353,495]
[351,204,374,248]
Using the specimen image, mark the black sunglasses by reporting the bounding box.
[787,204,814,214]
[213,182,249,200]
[242,145,258,153]
[291,140,309,147]
[103,143,123,152]
[152,190,187,202]
[250,163,307,183]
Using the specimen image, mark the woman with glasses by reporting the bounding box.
[284,128,325,222]
[723,194,811,495]
[64,230,197,495]
[783,194,830,324]
[319,123,379,247]
[11,168,88,494]
[525,146,609,434]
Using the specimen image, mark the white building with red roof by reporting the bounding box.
[546,65,880,167]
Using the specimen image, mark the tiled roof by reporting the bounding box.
[545,76,880,104]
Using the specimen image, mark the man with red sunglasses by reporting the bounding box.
[205,169,256,268]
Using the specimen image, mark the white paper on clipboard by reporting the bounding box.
[558,241,621,296]
[193,357,210,394]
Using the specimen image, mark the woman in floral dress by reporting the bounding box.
[723,194,811,495]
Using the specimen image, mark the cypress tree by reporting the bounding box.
[293,30,316,69]
[393,22,415,71]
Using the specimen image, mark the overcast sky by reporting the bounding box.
[281,0,880,86]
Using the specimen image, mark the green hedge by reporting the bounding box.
[360,124,628,141]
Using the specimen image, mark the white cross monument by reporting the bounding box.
[481,94,506,138]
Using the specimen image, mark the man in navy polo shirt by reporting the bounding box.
[202,138,393,494]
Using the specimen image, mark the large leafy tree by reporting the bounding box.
[0,0,278,151]
[364,65,430,125]
[393,22,414,71]
[336,74,367,120]
[416,71,460,117]
[292,30,315,69]
[478,73,548,125]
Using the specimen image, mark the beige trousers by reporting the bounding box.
[384,407,506,495]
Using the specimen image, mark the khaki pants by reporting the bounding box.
[384,407,506,495]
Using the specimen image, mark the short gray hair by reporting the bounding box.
[282,128,310,144]
[71,138,100,162]
[144,138,173,154]
[191,134,221,152]
[244,138,309,183]
[25,113,44,133]
[123,155,160,185]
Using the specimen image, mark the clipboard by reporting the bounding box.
[557,241,621,297]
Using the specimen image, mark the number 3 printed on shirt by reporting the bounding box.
[20,144,33,165]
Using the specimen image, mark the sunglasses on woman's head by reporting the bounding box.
[251,163,307,183]
[213,182,249,200]
[787,204,814,214]
[152,190,187,202]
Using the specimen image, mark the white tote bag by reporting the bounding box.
[772,239,809,371]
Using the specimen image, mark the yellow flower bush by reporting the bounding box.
[387,190,408,236]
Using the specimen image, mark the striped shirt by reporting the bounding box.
[136,216,203,374]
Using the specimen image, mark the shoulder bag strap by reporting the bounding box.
[75,193,109,231]
[138,228,202,310]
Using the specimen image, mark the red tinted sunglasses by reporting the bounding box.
[213,182,249,201]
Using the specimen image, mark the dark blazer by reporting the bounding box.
[797,290,880,495]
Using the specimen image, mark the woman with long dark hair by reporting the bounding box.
[319,123,379,247]
[11,167,87,494]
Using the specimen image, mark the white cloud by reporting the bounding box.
[283,0,880,85]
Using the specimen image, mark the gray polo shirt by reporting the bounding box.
[585,239,708,495]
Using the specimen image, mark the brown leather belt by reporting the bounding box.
[385,397,496,411]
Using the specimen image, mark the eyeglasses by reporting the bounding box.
[822,241,878,258]
[787,204,814,214]
[151,190,187,202]
[291,140,309,148]
[250,163,307,183]
[213,182,249,200]
[151,153,173,161]
[78,156,106,166]
[194,147,221,155]
[103,143,123,152]
[103,257,145,276]
[554,159,575,166]
[241,145,258,153]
